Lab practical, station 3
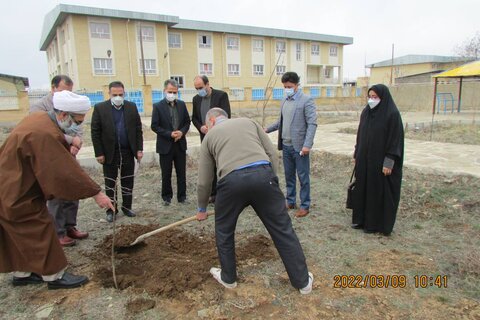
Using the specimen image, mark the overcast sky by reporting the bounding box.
[1,0,478,88]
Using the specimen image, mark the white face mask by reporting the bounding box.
[166,93,177,102]
[368,98,380,109]
[111,96,124,107]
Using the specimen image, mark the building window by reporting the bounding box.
[296,42,302,61]
[311,43,320,56]
[60,30,65,45]
[276,65,286,75]
[199,63,213,75]
[324,68,331,78]
[329,46,338,57]
[253,39,264,52]
[168,33,182,48]
[138,25,154,42]
[93,58,113,74]
[228,64,240,76]
[276,40,286,53]
[198,34,212,48]
[90,22,110,39]
[226,36,239,50]
[253,64,264,76]
[170,75,184,88]
[139,59,157,75]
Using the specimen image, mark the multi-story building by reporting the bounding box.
[40,4,353,92]
[366,55,474,85]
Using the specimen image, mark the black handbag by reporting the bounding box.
[346,168,356,209]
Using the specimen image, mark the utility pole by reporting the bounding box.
[390,43,395,85]
[107,49,112,85]
[139,24,147,85]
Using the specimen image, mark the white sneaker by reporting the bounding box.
[299,272,314,294]
[209,267,237,289]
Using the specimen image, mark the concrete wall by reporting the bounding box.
[389,81,480,112]
[0,91,29,123]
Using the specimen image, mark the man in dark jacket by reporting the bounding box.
[191,75,231,202]
[91,81,144,222]
[151,79,191,205]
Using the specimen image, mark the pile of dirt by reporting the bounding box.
[91,225,277,298]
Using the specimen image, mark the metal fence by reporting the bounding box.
[21,85,357,114]
[252,88,266,101]
[229,88,245,101]
[310,87,321,98]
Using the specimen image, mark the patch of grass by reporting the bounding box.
[435,295,449,303]
[406,122,480,145]
[340,122,480,146]
[337,127,357,135]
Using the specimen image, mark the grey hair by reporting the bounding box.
[164,79,178,89]
[205,107,228,124]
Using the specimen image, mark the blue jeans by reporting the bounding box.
[282,144,311,209]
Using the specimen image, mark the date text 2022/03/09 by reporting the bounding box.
[333,274,448,289]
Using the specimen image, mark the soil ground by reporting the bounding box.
[0,111,479,319]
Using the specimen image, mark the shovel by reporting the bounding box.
[129,212,212,247]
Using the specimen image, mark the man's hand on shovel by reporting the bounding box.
[196,211,209,221]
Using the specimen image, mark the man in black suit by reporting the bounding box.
[151,79,191,205]
[191,75,231,202]
[91,81,144,222]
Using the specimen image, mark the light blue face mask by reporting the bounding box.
[284,88,295,97]
[64,122,81,136]
[59,114,82,136]
[197,88,208,97]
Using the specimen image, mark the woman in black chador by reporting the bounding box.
[351,84,404,236]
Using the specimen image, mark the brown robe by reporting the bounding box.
[0,113,101,275]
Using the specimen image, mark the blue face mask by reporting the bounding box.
[64,123,81,136]
[60,114,82,136]
[285,88,295,97]
[197,88,208,97]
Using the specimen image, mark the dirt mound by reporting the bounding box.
[91,225,277,298]
[100,224,159,249]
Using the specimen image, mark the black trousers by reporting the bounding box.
[214,165,309,289]
[159,143,187,202]
[47,199,79,236]
[103,149,135,213]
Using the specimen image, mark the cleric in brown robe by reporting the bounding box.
[0,90,114,289]
[351,84,404,236]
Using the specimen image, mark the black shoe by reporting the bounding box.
[106,212,116,223]
[363,229,376,234]
[122,209,136,217]
[163,200,171,206]
[178,198,187,204]
[351,223,363,229]
[47,272,89,290]
[12,273,43,286]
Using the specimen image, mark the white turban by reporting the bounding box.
[53,90,91,114]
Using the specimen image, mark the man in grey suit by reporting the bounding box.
[266,72,317,218]
[29,75,88,246]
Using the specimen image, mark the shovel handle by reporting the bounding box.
[130,212,211,246]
